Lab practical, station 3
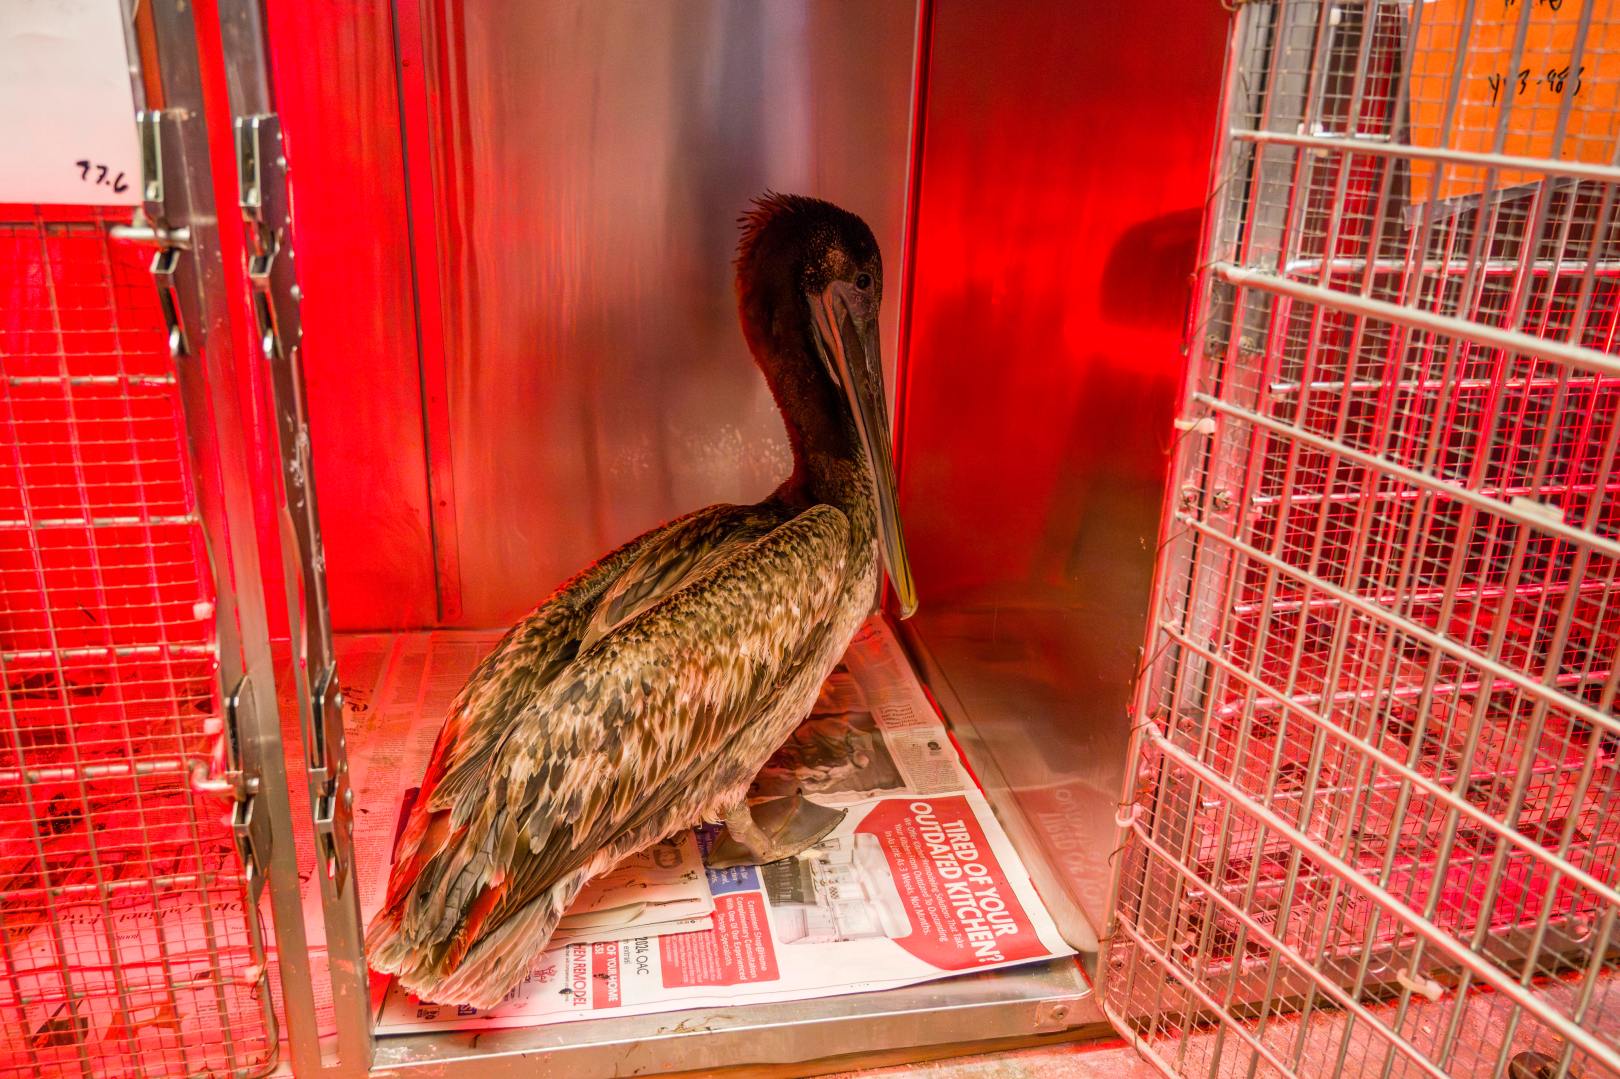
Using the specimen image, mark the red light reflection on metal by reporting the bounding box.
[896,1,1228,602]
[260,0,441,630]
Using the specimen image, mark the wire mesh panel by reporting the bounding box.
[0,211,274,1077]
[1109,2,1620,1076]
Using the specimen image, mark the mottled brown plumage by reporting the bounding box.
[365,194,914,1007]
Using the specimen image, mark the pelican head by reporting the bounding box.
[735,192,916,618]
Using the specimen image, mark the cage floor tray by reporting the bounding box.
[318,621,1098,1068]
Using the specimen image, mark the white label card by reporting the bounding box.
[0,0,142,206]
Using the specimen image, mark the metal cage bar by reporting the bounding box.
[212,0,373,1069]
[1109,1,1620,1076]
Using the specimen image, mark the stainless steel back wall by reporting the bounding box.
[417,0,920,625]
[894,0,1228,940]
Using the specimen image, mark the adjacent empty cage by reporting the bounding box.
[0,216,275,1075]
[1110,1,1620,1076]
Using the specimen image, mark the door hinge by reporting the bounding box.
[236,113,303,363]
[309,664,353,891]
[235,111,348,890]
[137,108,199,238]
[139,109,165,206]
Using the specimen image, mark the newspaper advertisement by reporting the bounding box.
[373,619,1075,1033]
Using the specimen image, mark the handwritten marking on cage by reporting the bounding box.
[0,1,142,205]
[1484,64,1585,104]
[73,160,130,195]
[1408,0,1620,202]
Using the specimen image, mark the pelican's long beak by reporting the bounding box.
[809,279,918,619]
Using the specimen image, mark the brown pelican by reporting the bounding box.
[366,193,917,1007]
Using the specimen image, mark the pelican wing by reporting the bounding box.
[382,503,852,997]
[484,502,849,865]
[577,503,791,651]
[381,502,783,910]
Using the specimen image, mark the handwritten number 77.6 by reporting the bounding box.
[74,160,130,195]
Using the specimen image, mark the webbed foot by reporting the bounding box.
[705,795,846,868]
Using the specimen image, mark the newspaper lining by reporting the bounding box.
[365,618,1076,1033]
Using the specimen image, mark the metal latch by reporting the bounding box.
[309,664,353,890]
[151,246,189,358]
[109,221,191,248]
[236,114,302,363]
[194,676,272,901]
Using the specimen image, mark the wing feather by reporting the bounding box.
[577,504,790,651]
[494,503,847,883]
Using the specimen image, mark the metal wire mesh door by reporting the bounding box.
[1108,1,1620,1076]
[0,211,275,1077]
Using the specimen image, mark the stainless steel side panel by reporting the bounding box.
[893,0,1229,951]
[416,0,920,625]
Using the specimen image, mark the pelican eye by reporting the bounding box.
[855,272,873,291]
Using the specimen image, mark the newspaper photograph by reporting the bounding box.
[369,618,1076,1034]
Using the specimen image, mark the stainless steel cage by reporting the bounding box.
[1109,1,1620,1075]
[17,0,1620,1076]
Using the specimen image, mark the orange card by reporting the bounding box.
[1408,0,1620,204]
